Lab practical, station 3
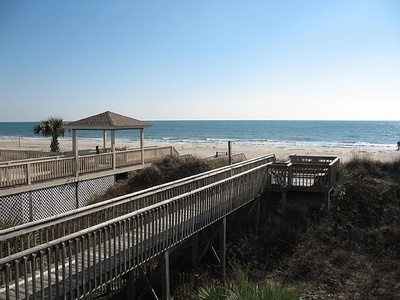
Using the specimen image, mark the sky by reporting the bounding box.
[1,1,399,122]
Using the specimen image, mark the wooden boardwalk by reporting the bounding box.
[0,146,178,191]
[0,154,339,300]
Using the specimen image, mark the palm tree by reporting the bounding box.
[33,117,65,152]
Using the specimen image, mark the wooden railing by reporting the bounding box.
[0,146,178,188]
[0,157,273,299]
[0,150,61,162]
[267,155,340,192]
[0,154,276,259]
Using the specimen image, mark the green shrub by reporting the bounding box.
[88,155,211,204]
[0,218,21,230]
[192,264,302,300]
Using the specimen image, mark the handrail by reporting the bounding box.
[0,154,276,256]
[0,149,61,163]
[0,163,269,299]
[0,155,66,166]
[267,156,340,192]
[0,146,177,188]
[1,163,269,262]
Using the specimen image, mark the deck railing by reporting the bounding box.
[267,155,340,192]
[0,158,272,299]
[0,150,61,162]
[0,154,276,259]
[0,146,178,188]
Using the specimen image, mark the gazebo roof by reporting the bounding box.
[64,111,152,130]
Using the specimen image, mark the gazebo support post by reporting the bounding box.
[140,128,145,164]
[102,130,107,150]
[111,130,116,169]
[72,130,79,178]
[64,111,152,170]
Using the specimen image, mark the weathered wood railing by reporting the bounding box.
[0,146,179,188]
[0,158,272,299]
[0,150,61,163]
[267,155,340,192]
[0,154,276,259]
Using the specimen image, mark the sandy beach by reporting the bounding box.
[1,138,399,163]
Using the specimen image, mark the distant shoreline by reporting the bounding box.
[1,138,399,163]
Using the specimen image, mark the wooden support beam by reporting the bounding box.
[324,188,332,211]
[192,233,199,272]
[126,269,136,300]
[281,191,287,216]
[246,197,261,228]
[220,217,226,279]
[137,266,159,300]
[161,250,171,300]
[255,198,260,228]
[199,227,221,264]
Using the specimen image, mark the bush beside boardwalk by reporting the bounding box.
[87,155,211,204]
[278,158,400,299]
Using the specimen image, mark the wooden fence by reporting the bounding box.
[267,155,340,192]
[0,146,179,188]
[0,150,60,162]
[0,154,277,258]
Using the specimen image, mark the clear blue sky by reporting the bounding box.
[1,1,399,121]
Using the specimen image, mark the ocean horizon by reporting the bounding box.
[0,120,399,150]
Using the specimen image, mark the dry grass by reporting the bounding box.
[195,157,400,299]
[279,157,400,299]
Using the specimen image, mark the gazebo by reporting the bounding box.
[64,111,152,164]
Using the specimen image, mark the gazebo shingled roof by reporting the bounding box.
[64,111,152,130]
[64,112,152,163]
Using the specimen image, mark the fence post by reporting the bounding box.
[27,163,32,185]
[228,141,232,165]
[29,192,33,222]
[76,181,79,209]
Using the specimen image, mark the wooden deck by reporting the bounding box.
[0,154,339,299]
[0,146,178,193]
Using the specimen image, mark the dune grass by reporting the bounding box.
[87,155,211,205]
[194,264,302,300]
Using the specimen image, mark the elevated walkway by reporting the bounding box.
[0,154,339,299]
[0,146,179,196]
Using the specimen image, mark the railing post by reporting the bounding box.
[27,162,32,185]
[29,192,33,222]
[75,156,79,179]
[287,163,292,190]
[228,141,232,165]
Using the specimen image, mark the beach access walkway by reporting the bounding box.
[0,154,339,299]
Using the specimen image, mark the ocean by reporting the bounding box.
[0,120,399,150]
